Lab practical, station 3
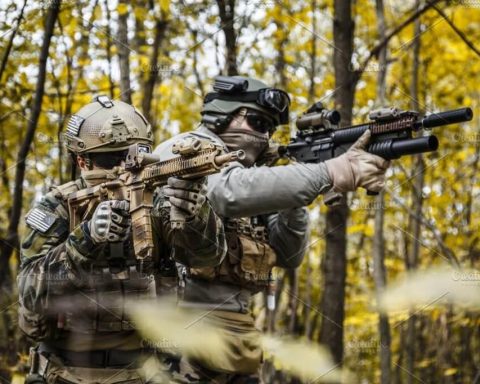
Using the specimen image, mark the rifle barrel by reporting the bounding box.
[421,107,473,128]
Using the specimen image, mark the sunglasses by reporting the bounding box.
[244,111,276,134]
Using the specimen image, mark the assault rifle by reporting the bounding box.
[66,138,244,264]
[279,102,473,203]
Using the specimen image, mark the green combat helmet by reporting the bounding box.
[64,95,153,154]
[201,76,290,132]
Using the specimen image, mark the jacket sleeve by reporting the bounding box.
[152,188,226,268]
[206,161,332,218]
[18,193,103,316]
[266,207,309,269]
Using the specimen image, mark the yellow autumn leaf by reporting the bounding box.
[117,3,128,16]
[160,0,170,13]
[444,368,458,376]
[417,359,434,368]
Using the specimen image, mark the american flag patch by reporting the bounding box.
[26,208,57,233]
[66,115,85,136]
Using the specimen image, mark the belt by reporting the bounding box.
[38,343,150,368]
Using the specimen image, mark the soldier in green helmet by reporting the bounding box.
[17,96,226,383]
[154,76,390,383]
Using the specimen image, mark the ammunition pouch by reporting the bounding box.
[189,219,276,291]
[56,266,156,333]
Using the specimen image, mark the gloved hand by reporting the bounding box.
[88,200,131,244]
[324,130,390,193]
[163,177,208,227]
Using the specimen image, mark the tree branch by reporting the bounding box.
[352,0,444,86]
[432,5,480,58]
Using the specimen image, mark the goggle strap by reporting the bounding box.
[204,91,259,104]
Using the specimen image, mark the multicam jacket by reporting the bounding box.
[17,177,226,351]
[154,126,333,313]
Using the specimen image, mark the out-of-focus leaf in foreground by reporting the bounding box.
[261,335,348,383]
[379,266,480,313]
[126,298,229,364]
[127,298,349,382]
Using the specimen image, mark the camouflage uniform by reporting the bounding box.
[156,75,391,383]
[155,125,333,384]
[17,97,226,384]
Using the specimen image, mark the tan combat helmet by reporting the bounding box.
[64,95,153,154]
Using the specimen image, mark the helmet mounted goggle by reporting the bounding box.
[203,77,290,125]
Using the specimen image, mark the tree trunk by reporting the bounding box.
[104,0,115,98]
[373,1,392,383]
[405,3,423,381]
[287,268,298,334]
[216,0,238,75]
[0,0,61,295]
[308,0,317,102]
[0,0,27,85]
[304,252,313,339]
[142,16,168,126]
[319,0,354,365]
[117,0,133,103]
[189,28,205,96]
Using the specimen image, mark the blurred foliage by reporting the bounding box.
[1,0,480,382]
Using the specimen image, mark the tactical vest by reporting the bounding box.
[20,179,159,339]
[188,217,276,292]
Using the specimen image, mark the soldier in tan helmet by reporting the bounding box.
[17,96,226,383]
[154,76,390,383]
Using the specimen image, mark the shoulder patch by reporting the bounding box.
[25,208,57,233]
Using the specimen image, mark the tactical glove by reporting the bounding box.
[88,200,131,244]
[324,130,390,193]
[163,177,208,227]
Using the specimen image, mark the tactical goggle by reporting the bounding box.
[256,88,290,113]
[204,88,291,124]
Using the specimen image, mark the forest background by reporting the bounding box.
[0,0,480,383]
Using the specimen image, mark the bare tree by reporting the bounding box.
[318,0,354,364]
[1,0,62,293]
[373,1,392,382]
[117,0,133,103]
[104,0,115,98]
[405,2,423,381]
[142,11,169,126]
[319,0,441,365]
[216,0,238,75]
[0,0,27,85]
